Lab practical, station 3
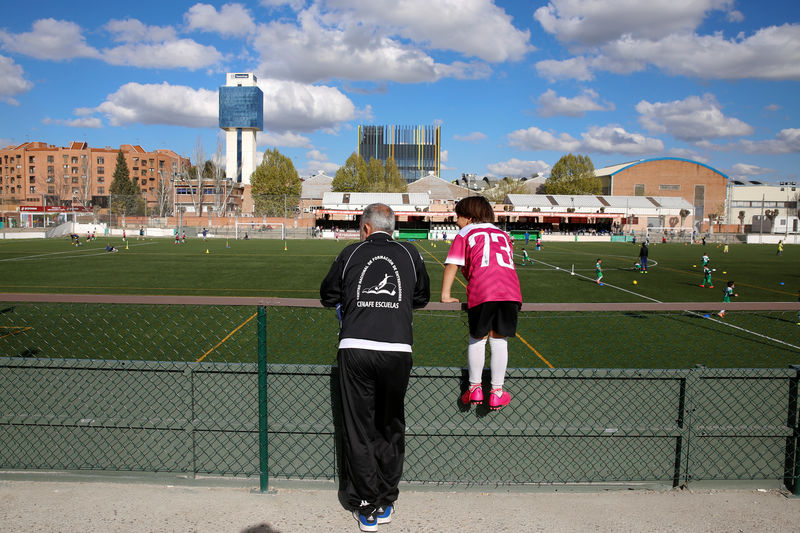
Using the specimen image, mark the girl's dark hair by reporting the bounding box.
[454,196,494,224]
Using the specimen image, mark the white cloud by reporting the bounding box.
[535,56,594,82]
[90,79,356,133]
[636,94,753,142]
[453,132,487,142]
[323,0,532,62]
[258,131,312,148]
[252,6,495,83]
[537,88,614,117]
[764,104,781,112]
[602,25,800,81]
[0,54,33,105]
[580,125,663,154]
[93,82,218,127]
[730,163,775,176]
[301,159,340,177]
[736,128,800,154]
[667,148,710,164]
[42,116,103,128]
[185,3,257,37]
[105,18,177,43]
[306,149,327,160]
[102,40,224,70]
[261,0,307,10]
[534,0,736,46]
[508,126,581,152]
[487,158,551,178]
[508,124,662,155]
[0,18,99,61]
[439,150,448,163]
[258,78,356,131]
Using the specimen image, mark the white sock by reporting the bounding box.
[489,337,508,390]
[467,336,487,385]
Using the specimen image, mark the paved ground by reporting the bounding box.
[1,475,799,532]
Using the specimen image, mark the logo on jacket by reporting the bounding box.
[356,255,402,308]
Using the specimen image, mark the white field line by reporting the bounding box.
[0,241,157,262]
[525,255,800,352]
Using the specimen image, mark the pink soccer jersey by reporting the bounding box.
[445,223,522,308]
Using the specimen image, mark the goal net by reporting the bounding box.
[235,221,285,240]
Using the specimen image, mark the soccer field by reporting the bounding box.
[0,236,798,368]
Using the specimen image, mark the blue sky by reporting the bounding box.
[0,0,798,183]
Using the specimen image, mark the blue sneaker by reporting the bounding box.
[376,504,393,524]
[353,509,378,532]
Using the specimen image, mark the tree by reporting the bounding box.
[211,138,233,215]
[366,157,385,192]
[332,152,368,192]
[480,177,528,203]
[250,148,301,217]
[109,150,139,217]
[383,157,407,192]
[543,154,600,195]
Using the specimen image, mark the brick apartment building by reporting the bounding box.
[0,141,192,216]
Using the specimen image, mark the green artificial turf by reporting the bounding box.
[1,237,798,368]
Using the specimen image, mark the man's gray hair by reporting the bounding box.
[361,203,395,232]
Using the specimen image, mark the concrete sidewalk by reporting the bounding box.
[1,475,799,533]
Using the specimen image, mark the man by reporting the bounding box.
[639,242,649,273]
[320,203,430,532]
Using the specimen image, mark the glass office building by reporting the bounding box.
[219,73,263,185]
[358,125,441,183]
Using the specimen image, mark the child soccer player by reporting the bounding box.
[717,281,738,317]
[595,258,603,285]
[441,196,521,411]
[701,253,710,267]
[700,265,713,288]
[521,248,530,266]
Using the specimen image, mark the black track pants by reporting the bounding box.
[337,347,412,510]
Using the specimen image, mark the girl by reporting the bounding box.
[441,197,522,410]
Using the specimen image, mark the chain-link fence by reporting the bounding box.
[1,295,798,493]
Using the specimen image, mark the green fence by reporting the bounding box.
[0,296,798,493]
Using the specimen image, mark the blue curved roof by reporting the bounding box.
[601,157,728,180]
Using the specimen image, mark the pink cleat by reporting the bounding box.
[461,383,483,405]
[489,388,511,410]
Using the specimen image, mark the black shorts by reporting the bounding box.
[467,301,520,338]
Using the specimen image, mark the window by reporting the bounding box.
[141,179,147,185]
[97,176,104,183]
[634,184,645,196]
[97,156,104,164]
[30,186,35,194]
[47,155,54,163]
[97,167,104,174]
[28,156,35,163]
[659,184,680,191]
[72,177,78,183]
[72,167,78,174]
[98,187,104,194]
[29,176,35,183]
[48,186,54,193]
[29,166,35,174]
[47,166,54,174]
[71,157,78,164]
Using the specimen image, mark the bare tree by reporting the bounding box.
[211,138,234,215]
[175,136,206,216]
[154,168,174,217]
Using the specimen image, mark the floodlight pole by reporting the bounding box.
[780,181,796,241]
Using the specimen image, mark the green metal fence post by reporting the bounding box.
[257,304,269,493]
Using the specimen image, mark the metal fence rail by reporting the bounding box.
[0,295,798,493]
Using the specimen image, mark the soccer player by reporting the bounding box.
[700,265,713,288]
[441,196,521,411]
[718,281,738,317]
[777,240,784,255]
[702,253,710,267]
[638,242,649,273]
[521,248,530,266]
[595,258,603,284]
